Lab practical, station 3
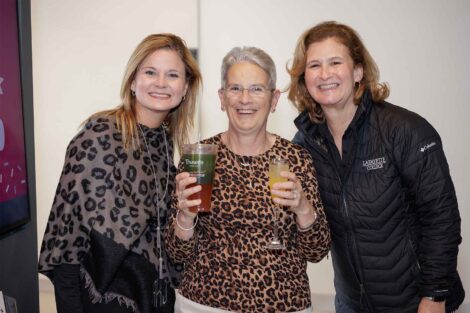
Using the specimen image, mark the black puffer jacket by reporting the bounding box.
[293,91,464,312]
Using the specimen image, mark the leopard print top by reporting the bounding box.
[38,116,180,312]
[165,134,331,312]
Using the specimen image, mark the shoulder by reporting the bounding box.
[274,135,314,164]
[65,115,122,161]
[372,101,440,141]
[371,102,442,158]
[277,135,308,150]
[71,115,119,143]
[200,133,222,145]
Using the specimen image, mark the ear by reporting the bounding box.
[183,82,189,98]
[354,64,364,83]
[131,80,136,92]
[218,88,226,112]
[270,89,281,113]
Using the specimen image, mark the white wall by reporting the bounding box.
[33,0,470,311]
[199,0,470,309]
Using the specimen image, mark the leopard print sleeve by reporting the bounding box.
[164,161,198,263]
[291,143,331,262]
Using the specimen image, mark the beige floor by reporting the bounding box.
[39,278,334,313]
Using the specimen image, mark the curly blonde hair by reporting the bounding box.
[287,21,389,123]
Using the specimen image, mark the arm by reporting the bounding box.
[271,150,331,262]
[164,172,199,263]
[393,116,461,300]
[417,298,445,313]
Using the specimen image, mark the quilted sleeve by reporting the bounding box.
[392,114,461,298]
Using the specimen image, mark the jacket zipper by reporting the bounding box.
[303,130,373,311]
[408,239,422,271]
[342,194,370,311]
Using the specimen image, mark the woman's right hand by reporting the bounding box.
[174,172,200,236]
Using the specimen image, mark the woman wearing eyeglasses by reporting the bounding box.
[165,46,331,313]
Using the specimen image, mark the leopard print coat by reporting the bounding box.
[165,134,331,312]
[38,116,181,313]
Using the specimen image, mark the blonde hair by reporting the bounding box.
[87,33,202,154]
[287,21,389,123]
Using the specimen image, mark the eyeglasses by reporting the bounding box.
[224,84,274,98]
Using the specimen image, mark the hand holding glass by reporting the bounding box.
[182,143,217,213]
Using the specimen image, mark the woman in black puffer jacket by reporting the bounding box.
[287,21,464,313]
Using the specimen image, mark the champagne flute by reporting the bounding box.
[266,157,288,250]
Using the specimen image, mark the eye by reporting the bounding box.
[250,86,265,94]
[228,85,242,92]
[307,63,319,69]
[144,70,156,76]
[331,61,342,66]
[167,72,180,79]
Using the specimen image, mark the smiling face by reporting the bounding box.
[131,48,188,128]
[304,37,363,111]
[218,62,279,136]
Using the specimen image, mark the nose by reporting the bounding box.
[319,65,331,80]
[154,73,168,88]
[240,89,251,103]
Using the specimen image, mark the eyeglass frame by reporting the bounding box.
[221,84,275,98]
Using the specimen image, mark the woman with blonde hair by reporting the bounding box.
[39,33,202,313]
[288,21,464,313]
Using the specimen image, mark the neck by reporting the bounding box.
[223,130,273,156]
[323,102,358,138]
[136,107,166,129]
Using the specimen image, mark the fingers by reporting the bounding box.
[271,171,299,194]
[271,171,303,207]
[272,188,302,205]
[175,172,201,216]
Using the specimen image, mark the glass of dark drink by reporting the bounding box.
[182,143,217,213]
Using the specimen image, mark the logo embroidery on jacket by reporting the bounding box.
[362,157,386,171]
[314,136,328,152]
[419,142,436,152]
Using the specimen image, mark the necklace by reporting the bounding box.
[137,123,169,274]
[224,133,273,188]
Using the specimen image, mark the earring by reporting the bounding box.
[131,90,136,97]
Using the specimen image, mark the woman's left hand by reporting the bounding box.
[271,171,317,228]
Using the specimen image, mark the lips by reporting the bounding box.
[319,83,339,90]
[237,109,257,114]
[148,91,171,99]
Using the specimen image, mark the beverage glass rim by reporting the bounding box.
[270,157,289,164]
[183,143,218,154]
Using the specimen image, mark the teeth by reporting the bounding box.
[238,109,255,114]
[149,92,170,98]
[319,83,338,89]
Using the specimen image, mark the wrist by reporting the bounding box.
[176,210,197,230]
[296,209,317,231]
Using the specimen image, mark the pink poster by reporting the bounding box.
[0,0,30,234]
